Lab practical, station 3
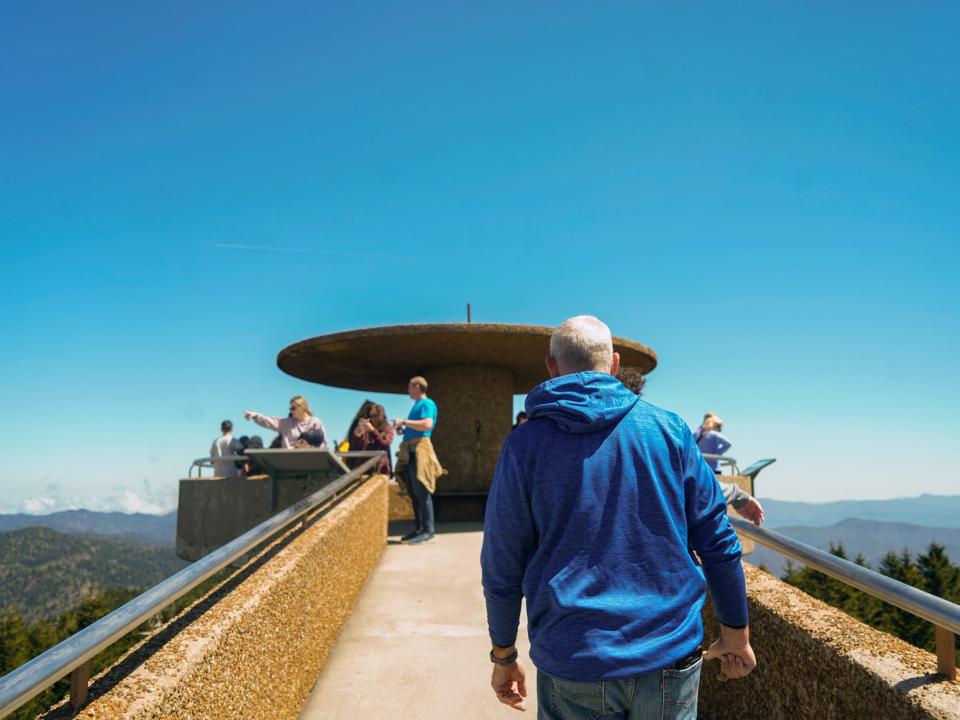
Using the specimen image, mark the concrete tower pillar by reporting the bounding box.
[422,365,514,502]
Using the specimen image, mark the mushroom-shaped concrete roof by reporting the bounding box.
[277,323,658,394]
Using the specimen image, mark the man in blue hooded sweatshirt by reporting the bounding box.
[481,316,756,718]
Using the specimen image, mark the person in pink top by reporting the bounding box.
[244,395,327,449]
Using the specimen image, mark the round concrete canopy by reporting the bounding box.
[277,323,658,394]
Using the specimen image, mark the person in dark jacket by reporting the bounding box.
[481,316,756,717]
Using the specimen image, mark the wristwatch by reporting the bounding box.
[489,649,519,665]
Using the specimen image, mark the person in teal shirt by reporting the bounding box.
[403,393,438,440]
[394,375,439,543]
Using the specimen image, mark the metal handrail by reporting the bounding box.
[0,451,386,719]
[189,449,379,477]
[189,455,251,477]
[701,453,739,474]
[729,516,960,676]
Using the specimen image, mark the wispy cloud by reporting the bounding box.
[213,242,416,261]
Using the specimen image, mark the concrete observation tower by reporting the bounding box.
[277,322,658,518]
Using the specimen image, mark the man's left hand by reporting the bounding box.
[491,658,527,711]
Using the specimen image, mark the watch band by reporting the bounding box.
[489,649,519,666]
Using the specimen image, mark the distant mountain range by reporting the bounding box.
[0,509,176,546]
[0,527,187,621]
[745,518,960,578]
[1,495,957,617]
[758,494,960,529]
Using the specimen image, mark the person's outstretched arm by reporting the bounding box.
[718,481,765,526]
[719,480,748,506]
[682,424,756,681]
[244,411,280,431]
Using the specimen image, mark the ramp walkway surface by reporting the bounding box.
[300,521,537,719]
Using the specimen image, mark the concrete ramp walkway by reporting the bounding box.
[300,522,537,719]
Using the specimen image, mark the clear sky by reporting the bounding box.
[1,2,958,513]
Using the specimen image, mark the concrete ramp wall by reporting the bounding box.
[44,475,388,720]
[700,565,960,720]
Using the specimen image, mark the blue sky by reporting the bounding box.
[1,2,957,513]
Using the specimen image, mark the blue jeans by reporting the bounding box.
[402,452,435,534]
[536,658,702,720]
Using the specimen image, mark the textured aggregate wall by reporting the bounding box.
[43,476,388,720]
[724,474,755,555]
[388,478,415,520]
[699,564,960,720]
[424,364,513,497]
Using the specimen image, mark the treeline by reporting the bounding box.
[0,527,187,622]
[0,571,231,720]
[0,589,144,719]
[782,542,959,666]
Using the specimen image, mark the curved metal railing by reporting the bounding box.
[188,455,251,477]
[701,453,739,474]
[729,516,959,679]
[0,451,386,719]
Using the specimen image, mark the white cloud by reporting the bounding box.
[110,488,174,515]
[22,496,68,513]
[17,481,177,516]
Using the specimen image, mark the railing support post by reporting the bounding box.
[69,660,91,709]
[935,625,956,680]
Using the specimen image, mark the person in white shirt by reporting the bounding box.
[210,420,240,478]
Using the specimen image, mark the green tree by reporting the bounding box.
[782,543,859,610]
[845,554,884,626]
[877,549,930,649]
[917,543,960,603]
[783,542,960,667]
[0,608,31,675]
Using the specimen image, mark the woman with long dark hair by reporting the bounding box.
[349,402,394,474]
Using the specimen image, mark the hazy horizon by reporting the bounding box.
[4,490,960,519]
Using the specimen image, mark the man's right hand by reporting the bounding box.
[703,624,756,681]
[243,411,255,420]
[491,656,527,712]
[737,497,765,526]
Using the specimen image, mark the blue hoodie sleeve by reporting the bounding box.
[481,438,538,647]
[681,424,749,628]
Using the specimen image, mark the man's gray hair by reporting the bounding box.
[550,315,614,374]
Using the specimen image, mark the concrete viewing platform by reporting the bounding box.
[300,521,537,719]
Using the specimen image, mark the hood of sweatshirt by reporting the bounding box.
[525,371,638,434]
